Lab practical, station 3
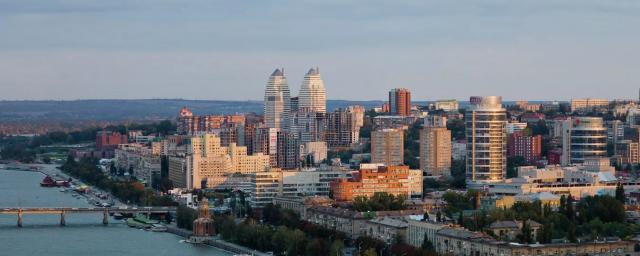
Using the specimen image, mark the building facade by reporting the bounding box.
[420,122,452,177]
[570,98,609,113]
[298,67,326,113]
[371,128,404,166]
[325,107,364,149]
[465,96,508,183]
[389,88,411,116]
[264,68,291,130]
[507,132,542,164]
[330,165,419,201]
[561,117,607,165]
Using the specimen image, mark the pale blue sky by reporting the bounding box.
[0,0,639,101]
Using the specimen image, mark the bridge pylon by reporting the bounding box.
[60,210,66,226]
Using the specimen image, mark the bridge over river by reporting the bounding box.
[0,207,176,227]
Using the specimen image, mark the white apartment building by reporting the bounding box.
[248,168,352,207]
[465,96,507,183]
[264,68,291,129]
[169,134,270,190]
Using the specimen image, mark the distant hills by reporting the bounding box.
[0,99,554,122]
[0,99,385,122]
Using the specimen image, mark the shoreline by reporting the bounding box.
[1,164,269,256]
[165,225,270,256]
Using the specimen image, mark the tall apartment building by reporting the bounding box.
[465,96,507,183]
[171,134,270,189]
[507,132,542,164]
[561,117,607,165]
[371,128,404,166]
[389,88,411,116]
[420,116,451,176]
[570,98,609,113]
[330,166,422,201]
[276,131,300,170]
[253,127,279,167]
[298,67,326,113]
[291,108,326,143]
[325,107,364,149]
[264,68,291,130]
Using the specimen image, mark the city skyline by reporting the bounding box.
[1,1,639,101]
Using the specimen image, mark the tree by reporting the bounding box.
[458,212,464,225]
[616,183,626,203]
[329,239,345,256]
[362,248,377,256]
[518,221,533,244]
[507,156,526,178]
[567,223,577,242]
[566,195,575,221]
[287,229,307,256]
[421,233,434,251]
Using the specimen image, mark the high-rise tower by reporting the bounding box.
[389,88,411,116]
[465,96,507,183]
[299,67,327,113]
[264,68,291,130]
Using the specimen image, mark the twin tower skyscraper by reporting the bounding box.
[263,68,326,129]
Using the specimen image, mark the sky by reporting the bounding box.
[0,0,639,101]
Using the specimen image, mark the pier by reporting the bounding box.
[0,207,175,227]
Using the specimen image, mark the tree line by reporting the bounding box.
[61,156,175,207]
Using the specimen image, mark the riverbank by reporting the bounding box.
[1,163,128,208]
[0,168,233,256]
[165,225,271,256]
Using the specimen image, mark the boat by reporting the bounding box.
[40,176,56,187]
[113,213,124,220]
[150,224,167,232]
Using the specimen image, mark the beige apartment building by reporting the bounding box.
[169,133,269,189]
[371,128,404,166]
[570,98,609,113]
[419,126,451,176]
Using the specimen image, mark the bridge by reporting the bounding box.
[0,207,176,227]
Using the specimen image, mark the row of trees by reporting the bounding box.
[444,192,637,244]
[61,156,175,206]
[352,192,407,212]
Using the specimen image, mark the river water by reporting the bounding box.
[0,168,232,256]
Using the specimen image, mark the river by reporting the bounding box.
[0,168,233,256]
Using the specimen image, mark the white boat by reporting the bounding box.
[150,224,167,232]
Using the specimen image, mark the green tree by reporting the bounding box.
[567,222,577,242]
[421,233,434,251]
[362,248,377,256]
[329,239,345,256]
[616,183,626,203]
[287,229,307,256]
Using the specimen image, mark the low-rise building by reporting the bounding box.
[304,206,422,239]
[330,166,421,201]
[362,217,408,244]
[488,220,541,242]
